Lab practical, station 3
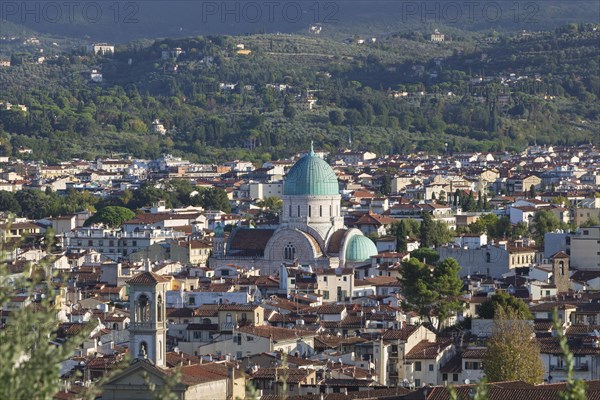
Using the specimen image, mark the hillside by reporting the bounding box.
[2,1,598,42]
[0,24,598,163]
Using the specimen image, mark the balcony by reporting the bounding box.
[221,322,236,331]
[130,322,159,329]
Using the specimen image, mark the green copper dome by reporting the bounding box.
[283,146,339,196]
[345,235,378,262]
[214,222,224,237]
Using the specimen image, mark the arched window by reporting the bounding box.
[284,242,296,260]
[308,205,311,217]
[157,294,163,322]
[297,205,301,217]
[203,318,211,324]
[320,205,322,217]
[559,261,565,276]
[139,341,148,358]
[289,204,292,217]
[330,205,332,216]
[136,294,150,323]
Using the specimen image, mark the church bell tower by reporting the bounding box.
[127,269,169,367]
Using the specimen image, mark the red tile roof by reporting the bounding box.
[127,271,170,285]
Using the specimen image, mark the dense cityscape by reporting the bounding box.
[1,142,599,399]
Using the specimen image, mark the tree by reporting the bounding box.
[529,184,536,198]
[129,183,169,209]
[580,217,600,228]
[14,189,53,219]
[530,209,566,245]
[392,219,419,252]
[512,221,529,240]
[283,104,296,119]
[432,258,465,331]
[201,187,231,213]
[401,258,437,321]
[420,213,454,247]
[0,241,122,399]
[410,247,440,264]
[554,311,586,400]
[380,175,392,196]
[84,206,136,228]
[401,257,464,331]
[258,196,283,213]
[0,190,21,214]
[419,212,434,247]
[551,196,569,206]
[328,110,343,125]
[478,291,533,320]
[483,307,544,384]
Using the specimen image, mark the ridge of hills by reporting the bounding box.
[0,21,598,163]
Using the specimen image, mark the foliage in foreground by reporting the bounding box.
[482,307,544,384]
[449,311,586,399]
[0,240,125,399]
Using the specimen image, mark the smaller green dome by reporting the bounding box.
[345,235,378,262]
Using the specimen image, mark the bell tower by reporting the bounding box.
[213,222,226,257]
[551,251,570,294]
[127,270,169,367]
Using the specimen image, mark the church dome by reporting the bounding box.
[283,146,339,196]
[345,235,378,262]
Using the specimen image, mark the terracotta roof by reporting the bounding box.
[382,324,420,341]
[237,325,316,341]
[364,276,400,286]
[57,323,87,338]
[354,212,396,226]
[534,319,553,331]
[326,229,347,254]
[566,325,600,336]
[552,251,569,259]
[127,271,170,285]
[462,347,487,359]
[309,304,346,314]
[322,378,374,387]
[420,380,600,400]
[405,339,452,360]
[529,302,577,312]
[178,362,230,385]
[165,351,201,368]
[314,335,367,350]
[252,367,312,383]
[439,353,462,373]
[228,228,275,255]
[167,308,195,318]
